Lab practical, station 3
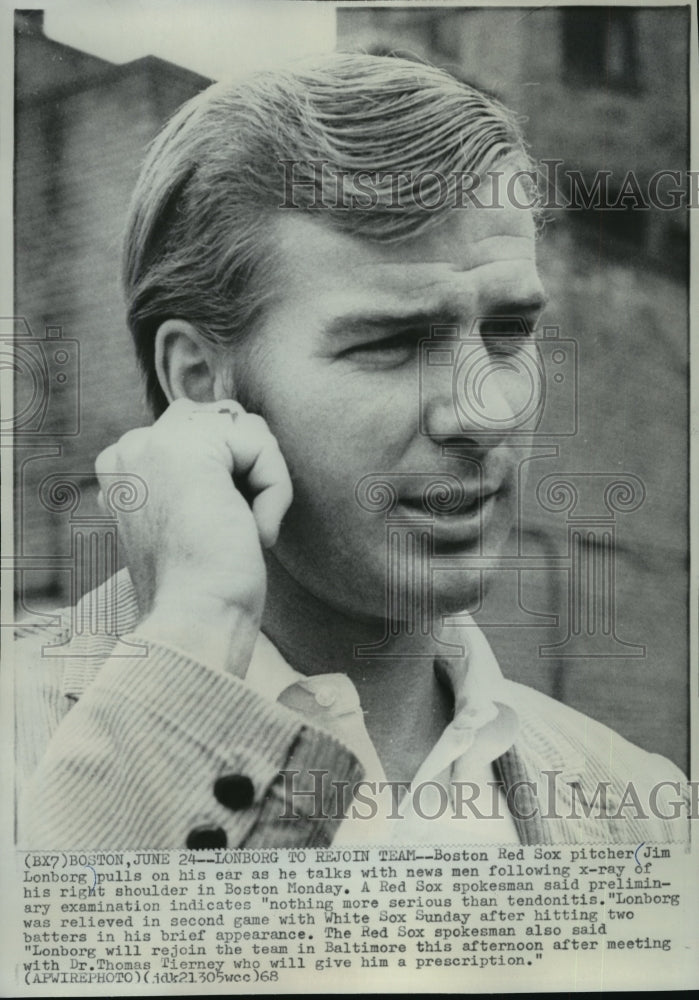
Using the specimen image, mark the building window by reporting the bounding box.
[562,7,639,91]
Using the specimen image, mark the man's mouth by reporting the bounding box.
[399,485,500,517]
[395,482,503,546]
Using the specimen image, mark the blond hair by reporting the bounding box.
[123,53,531,415]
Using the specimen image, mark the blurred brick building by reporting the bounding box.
[13,8,689,768]
[14,10,211,606]
[338,5,689,274]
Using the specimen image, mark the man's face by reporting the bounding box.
[238,178,547,621]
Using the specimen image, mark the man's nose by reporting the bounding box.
[421,340,541,448]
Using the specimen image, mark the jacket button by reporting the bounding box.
[214,774,255,810]
[186,825,227,849]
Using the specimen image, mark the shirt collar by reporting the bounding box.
[60,570,519,782]
[246,612,519,785]
[247,611,512,706]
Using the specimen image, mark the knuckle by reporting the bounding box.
[157,401,182,425]
[167,397,192,413]
[97,428,150,474]
[95,445,116,474]
[245,413,269,434]
[160,397,196,425]
[118,427,147,453]
[217,398,245,412]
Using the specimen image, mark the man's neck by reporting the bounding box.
[261,555,454,782]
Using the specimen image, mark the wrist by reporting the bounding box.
[138,594,261,679]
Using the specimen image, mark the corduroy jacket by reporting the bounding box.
[15,571,689,849]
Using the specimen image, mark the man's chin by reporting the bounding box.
[430,573,484,617]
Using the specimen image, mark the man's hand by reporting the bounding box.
[95,398,293,676]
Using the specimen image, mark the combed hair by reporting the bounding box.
[123,52,533,416]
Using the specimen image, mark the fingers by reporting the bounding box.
[249,448,294,547]
[99,399,293,548]
[214,407,293,547]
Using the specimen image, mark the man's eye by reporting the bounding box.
[345,330,423,364]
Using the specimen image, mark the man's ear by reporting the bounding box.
[155,319,230,405]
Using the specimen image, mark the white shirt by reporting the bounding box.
[244,618,521,843]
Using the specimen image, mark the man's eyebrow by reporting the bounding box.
[323,292,549,339]
[323,308,461,339]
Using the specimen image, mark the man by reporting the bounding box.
[15,53,687,848]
